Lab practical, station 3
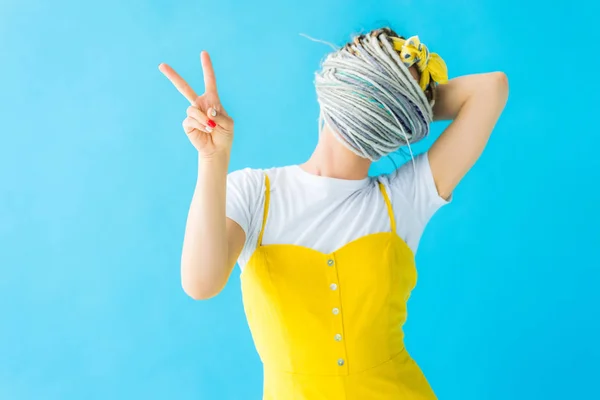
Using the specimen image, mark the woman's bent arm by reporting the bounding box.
[159,52,243,300]
[429,72,509,199]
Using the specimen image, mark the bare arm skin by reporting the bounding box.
[181,156,246,300]
[429,72,509,199]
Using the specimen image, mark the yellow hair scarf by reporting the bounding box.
[391,36,448,91]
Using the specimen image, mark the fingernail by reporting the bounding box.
[208,108,217,117]
[207,119,217,128]
[205,125,213,133]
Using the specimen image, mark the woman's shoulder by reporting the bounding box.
[227,165,295,190]
[228,165,293,177]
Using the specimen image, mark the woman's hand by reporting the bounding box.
[159,51,234,159]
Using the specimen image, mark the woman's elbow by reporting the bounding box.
[490,71,508,85]
[471,72,508,110]
[182,280,223,300]
[487,71,509,99]
[180,269,225,300]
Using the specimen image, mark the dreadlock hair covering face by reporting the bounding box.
[313,30,444,161]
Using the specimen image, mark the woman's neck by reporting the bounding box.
[299,125,372,180]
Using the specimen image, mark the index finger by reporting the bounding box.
[158,63,198,104]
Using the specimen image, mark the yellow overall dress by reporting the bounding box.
[240,174,437,399]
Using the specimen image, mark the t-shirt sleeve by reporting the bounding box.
[226,167,265,251]
[387,152,450,245]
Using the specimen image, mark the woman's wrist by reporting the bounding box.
[198,150,230,168]
[197,151,230,184]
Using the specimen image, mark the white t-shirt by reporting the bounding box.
[226,153,449,270]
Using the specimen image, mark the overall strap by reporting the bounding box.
[257,173,271,247]
[378,182,397,234]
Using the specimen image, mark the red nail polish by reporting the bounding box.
[207,119,216,128]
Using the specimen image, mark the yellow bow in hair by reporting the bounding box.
[391,36,448,91]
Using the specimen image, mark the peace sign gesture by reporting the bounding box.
[159,51,234,158]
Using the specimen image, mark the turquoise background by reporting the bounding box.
[1,0,598,399]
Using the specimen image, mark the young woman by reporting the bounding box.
[160,27,508,399]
